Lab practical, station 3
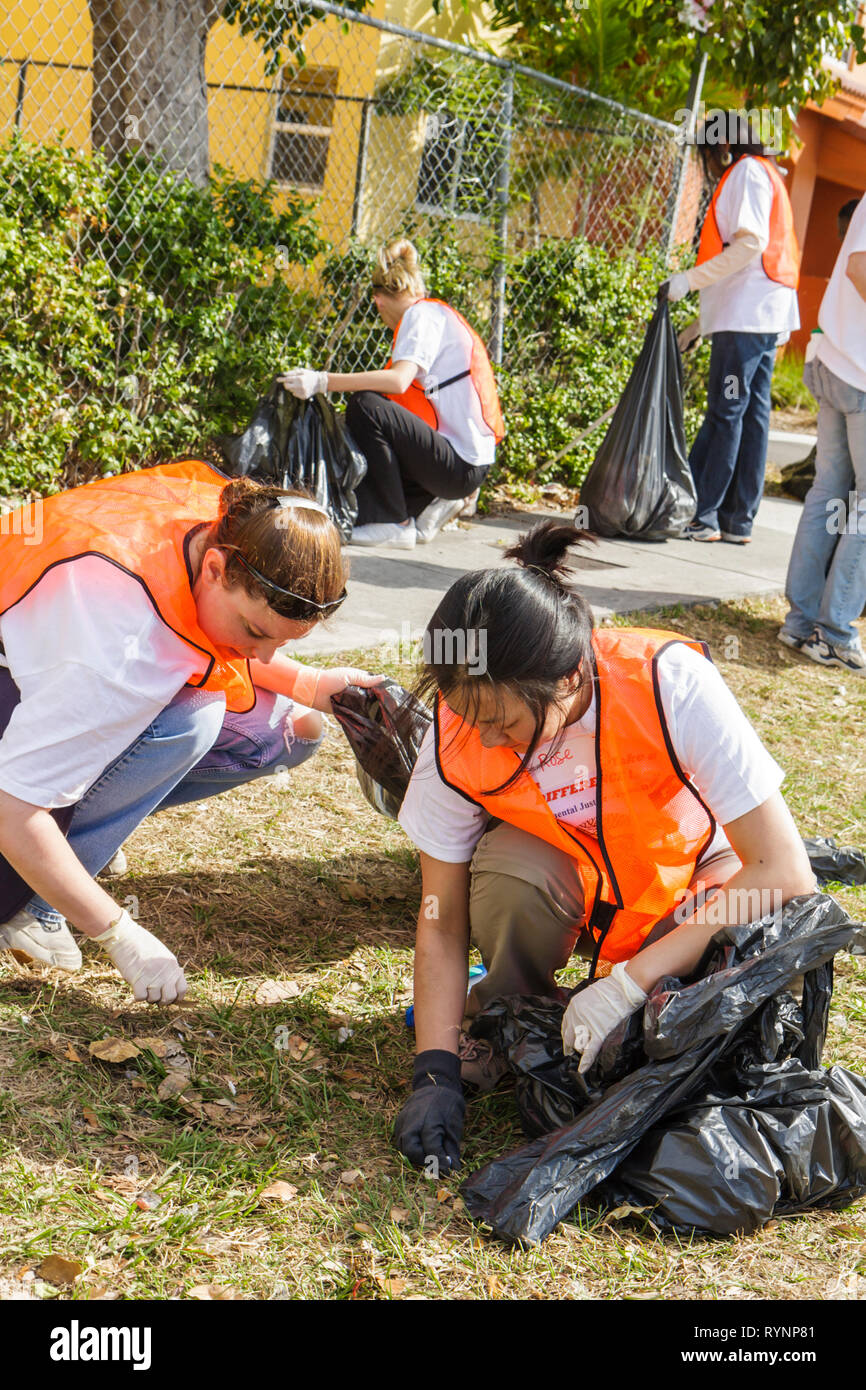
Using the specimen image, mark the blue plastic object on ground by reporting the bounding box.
[405,965,487,1029]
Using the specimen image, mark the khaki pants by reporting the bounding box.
[465,821,740,1017]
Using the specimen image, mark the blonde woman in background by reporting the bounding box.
[281,238,505,549]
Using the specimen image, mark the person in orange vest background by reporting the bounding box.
[0,460,380,1002]
[280,238,505,549]
[662,114,800,544]
[392,520,815,1174]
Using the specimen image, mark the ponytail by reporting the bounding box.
[371,237,426,299]
[416,519,597,792]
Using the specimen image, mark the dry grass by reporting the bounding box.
[1,594,865,1302]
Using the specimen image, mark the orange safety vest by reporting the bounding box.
[0,457,256,713]
[386,298,506,444]
[697,154,800,290]
[434,627,719,968]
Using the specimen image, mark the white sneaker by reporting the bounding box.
[800,630,866,675]
[103,848,128,876]
[777,628,808,652]
[459,488,480,519]
[0,909,82,972]
[348,520,416,549]
[415,498,465,544]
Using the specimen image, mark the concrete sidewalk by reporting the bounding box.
[291,493,803,657]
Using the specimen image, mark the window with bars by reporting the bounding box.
[415,109,498,219]
[270,65,338,190]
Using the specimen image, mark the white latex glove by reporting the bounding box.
[663,272,692,303]
[279,368,328,399]
[561,961,647,1073]
[93,910,188,1005]
[315,667,386,711]
[292,665,385,712]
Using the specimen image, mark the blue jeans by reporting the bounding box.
[26,686,324,927]
[782,358,866,651]
[689,330,778,536]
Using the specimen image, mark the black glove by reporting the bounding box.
[392,1049,465,1174]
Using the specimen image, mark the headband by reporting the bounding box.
[273,495,329,517]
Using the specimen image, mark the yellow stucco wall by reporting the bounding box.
[0,0,386,252]
[0,0,92,146]
[1,0,522,260]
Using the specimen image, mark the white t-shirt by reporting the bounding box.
[0,556,210,807]
[392,300,497,467]
[699,158,800,338]
[398,643,783,864]
[817,195,866,394]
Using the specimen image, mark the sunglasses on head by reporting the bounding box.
[222,547,347,620]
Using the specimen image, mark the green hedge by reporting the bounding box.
[0,137,322,496]
[0,137,705,499]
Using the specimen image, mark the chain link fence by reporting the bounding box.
[0,0,710,492]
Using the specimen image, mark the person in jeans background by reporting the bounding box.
[664,116,800,544]
[280,239,504,550]
[779,195,866,674]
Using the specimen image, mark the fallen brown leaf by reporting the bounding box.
[340,1169,364,1186]
[136,1036,168,1058]
[37,1255,82,1286]
[340,1067,365,1083]
[201,1102,245,1126]
[64,1043,83,1063]
[156,1071,192,1101]
[337,880,373,902]
[81,1107,101,1131]
[259,1180,298,1204]
[89,1037,141,1064]
[375,1275,408,1297]
[389,1206,409,1223]
[163,1040,192,1075]
[187,1284,240,1300]
[605,1203,650,1222]
[353,1222,374,1236]
[284,1035,320,1064]
[255,979,301,1006]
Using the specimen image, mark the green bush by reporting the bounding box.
[0,137,323,496]
[771,350,815,412]
[0,134,708,501]
[495,238,705,486]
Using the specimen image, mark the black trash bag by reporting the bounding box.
[217,380,367,542]
[779,446,816,502]
[804,835,866,886]
[577,301,696,541]
[461,892,866,1245]
[331,678,432,820]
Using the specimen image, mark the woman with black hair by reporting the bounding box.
[393,521,815,1174]
[661,115,800,544]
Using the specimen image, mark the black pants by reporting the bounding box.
[346,391,489,526]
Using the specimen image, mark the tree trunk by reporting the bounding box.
[89,0,221,184]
